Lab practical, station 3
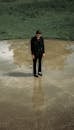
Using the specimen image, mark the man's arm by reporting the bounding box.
[31,37,35,59]
[42,37,45,54]
[31,38,34,55]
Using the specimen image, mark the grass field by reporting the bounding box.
[0,0,74,40]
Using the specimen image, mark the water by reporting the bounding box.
[0,39,74,130]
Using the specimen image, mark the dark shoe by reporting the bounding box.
[38,72,42,76]
[34,74,38,77]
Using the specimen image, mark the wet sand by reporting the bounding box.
[0,39,74,130]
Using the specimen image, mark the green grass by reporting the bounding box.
[0,0,74,40]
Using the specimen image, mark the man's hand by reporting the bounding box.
[43,53,45,57]
[32,55,35,59]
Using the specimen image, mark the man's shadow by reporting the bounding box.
[5,72,33,77]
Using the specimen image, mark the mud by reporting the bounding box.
[0,39,74,130]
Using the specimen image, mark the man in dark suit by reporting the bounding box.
[31,30,45,77]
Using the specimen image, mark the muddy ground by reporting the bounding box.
[0,39,74,130]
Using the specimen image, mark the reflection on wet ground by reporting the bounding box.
[0,39,74,130]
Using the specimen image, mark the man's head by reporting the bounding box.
[36,30,42,39]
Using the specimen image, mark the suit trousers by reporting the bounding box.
[33,54,42,75]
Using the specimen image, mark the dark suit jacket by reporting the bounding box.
[31,36,45,56]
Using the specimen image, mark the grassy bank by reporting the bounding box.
[0,0,74,40]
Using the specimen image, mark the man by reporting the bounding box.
[31,30,45,77]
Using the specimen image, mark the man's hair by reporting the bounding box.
[36,30,41,34]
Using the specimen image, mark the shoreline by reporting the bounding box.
[0,38,74,42]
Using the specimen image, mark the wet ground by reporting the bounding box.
[0,39,74,130]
